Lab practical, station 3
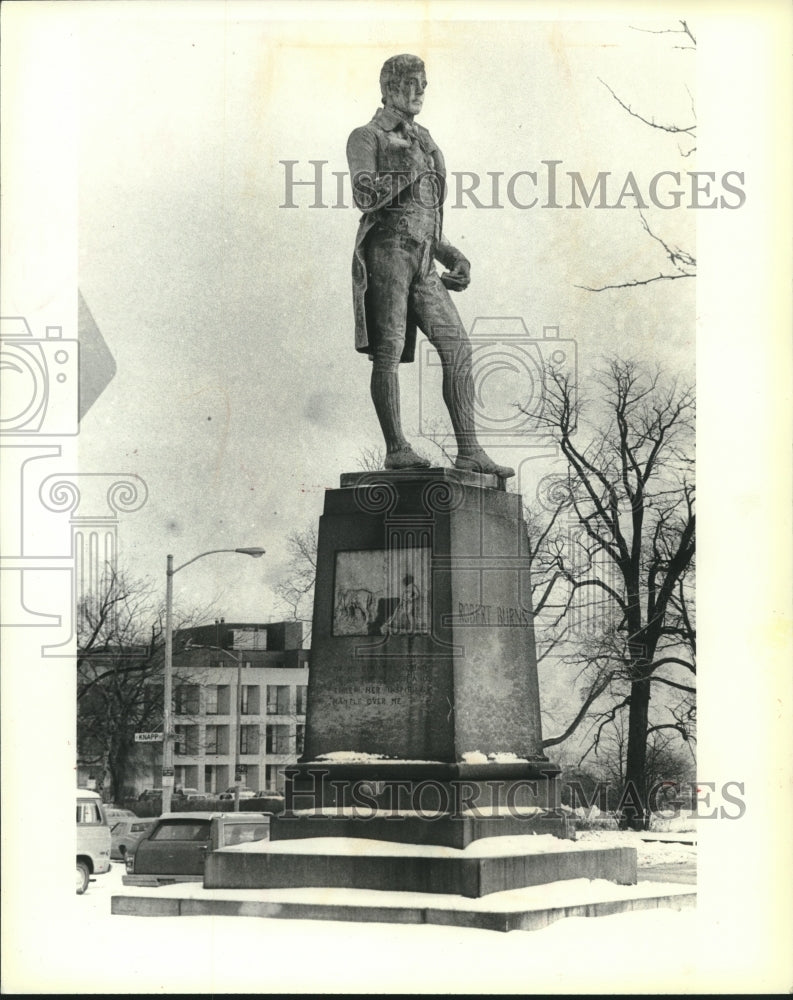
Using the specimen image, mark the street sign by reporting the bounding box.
[162,767,174,778]
[134,732,163,743]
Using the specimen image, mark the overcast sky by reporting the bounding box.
[75,9,698,624]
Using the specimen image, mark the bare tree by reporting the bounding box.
[77,564,217,800]
[588,712,695,810]
[580,20,696,291]
[273,526,318,635]
[356,445,386,472]
[526,358,695,829]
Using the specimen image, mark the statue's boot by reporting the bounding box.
[371,369,430,470]
[441,340,516,479]
[385,447,432,470]
[454,449,515,479]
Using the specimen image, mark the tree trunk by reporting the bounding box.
[108,743,129,804]
[620,674,652,830]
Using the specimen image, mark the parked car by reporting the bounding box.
[137,787,162,801]
[76,788,112,894]
[173,786,203,799]
[219,787,256,801]
[123,812,271,887]
[104,806,137,826]
[110,817,156,860]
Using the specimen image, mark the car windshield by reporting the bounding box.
[222,823,269,846]
[150,821,210,842]
[76,802,103,824]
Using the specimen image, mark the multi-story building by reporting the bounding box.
[167,619,309,796]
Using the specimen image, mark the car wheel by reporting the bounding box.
[76,861,90,895]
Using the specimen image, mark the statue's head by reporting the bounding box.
[379,54,426,116]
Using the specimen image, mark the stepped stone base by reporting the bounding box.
[204,839,636,898]
[112,879,695,933]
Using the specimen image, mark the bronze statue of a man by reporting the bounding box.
[347,54,514,478]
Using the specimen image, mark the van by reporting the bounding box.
[76,788,112,894]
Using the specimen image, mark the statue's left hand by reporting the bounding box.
[441,257,471,292]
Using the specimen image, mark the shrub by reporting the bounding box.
[242,796,285,815]
[572,807,619,831]
[121,795,285,816]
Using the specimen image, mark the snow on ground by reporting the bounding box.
[3,829,699,993]
[577,829,696,867]
[112,871,693,913]
[9,863,701,995]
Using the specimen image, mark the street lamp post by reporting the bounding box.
[161,547,265,815]
[233,651,243,812]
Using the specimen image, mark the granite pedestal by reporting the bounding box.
[158,471,648,921]
[275,468,564,846]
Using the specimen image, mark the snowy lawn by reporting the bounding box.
[4,827,704,993]
[16,861,701,995]
[1,830,701,994]
[577,829,696,867]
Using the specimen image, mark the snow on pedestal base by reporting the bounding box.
[203,833,637,898]
[112,874,695,933]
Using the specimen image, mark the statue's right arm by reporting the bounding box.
[347,126,393,214]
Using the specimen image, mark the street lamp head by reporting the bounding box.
[235,547,266,558]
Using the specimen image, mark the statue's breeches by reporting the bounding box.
[365,226,469,374]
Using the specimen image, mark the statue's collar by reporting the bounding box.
[372,106,418,132]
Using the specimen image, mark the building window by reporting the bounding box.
[205,724,229,755]
[266,684,290,715]
[174,684,199,715]
[204,764,228,794]
[295,723,305,755]
[205,685,230,715]
[175,765,198,790]
[265,723,290,755]
[232,628,267,650]
[239,724,259,756]
[240,685,260,715]
[296,685,308,716]
[174,725,199,756]
[265,765,285,793]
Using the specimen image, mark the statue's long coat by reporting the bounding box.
[346,106,460,364]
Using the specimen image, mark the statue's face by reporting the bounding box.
[386,69,427,116]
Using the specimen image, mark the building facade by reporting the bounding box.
[167,620,309,796]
